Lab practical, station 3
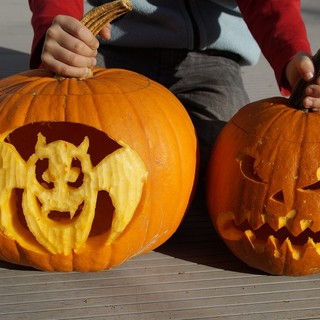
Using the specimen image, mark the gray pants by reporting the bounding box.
[97,46,249,209]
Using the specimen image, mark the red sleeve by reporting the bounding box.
[28,0,84,69]
[237,0,312,96]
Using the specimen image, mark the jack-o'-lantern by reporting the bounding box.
[207,50,320,276]
[0,1,197,271]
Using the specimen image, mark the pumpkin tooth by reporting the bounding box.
[267,235,279,249]
[308,221,320,235]
[233,208,250,227]
[248,213,266,230]
[261,215,279,235]
[309,238,320,256]
[282,238,301,260]
[278,209,297,229]
[245,232,281,256]
[244,229,265,253]
[261,213,267,224]
[267,235,282,259]
[300,219,313,232]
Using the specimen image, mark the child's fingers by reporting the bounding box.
[52,15,99,51]
[303,80,320,110]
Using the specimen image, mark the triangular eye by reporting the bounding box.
[301,180,320,191]
[271,190,285,203]
[237,154,265,183]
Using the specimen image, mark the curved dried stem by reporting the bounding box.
[81,0,133,36]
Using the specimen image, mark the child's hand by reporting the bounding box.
[285,51,320,111]
[41,15,111,78]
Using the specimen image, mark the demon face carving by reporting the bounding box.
[0,131,147,255]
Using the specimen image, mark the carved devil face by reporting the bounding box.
[207,98,320,276]
[0,122,147,258]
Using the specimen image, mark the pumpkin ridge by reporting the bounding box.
[139,86,184,217]
[230,102,305,143]
[17,76,57,96]
[123,83,194,251]
[151,87,195,237]
[84,69,151,95]
[91,93,108,134]
[127,99,167,254]
[122,88,162,250]
[292,111,308,214]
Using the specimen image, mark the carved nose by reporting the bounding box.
[37,182,86,218]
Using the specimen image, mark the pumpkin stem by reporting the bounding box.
[55,0,132,80]
[81,0,133,36]
[289,49,320,111]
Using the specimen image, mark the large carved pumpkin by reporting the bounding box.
[0,1,197,271]
[207,51,320,276]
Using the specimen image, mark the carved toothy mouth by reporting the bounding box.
[47,202,84,223]
[15,189,114,239]
[236,220,320,246]
[217,212,320,260]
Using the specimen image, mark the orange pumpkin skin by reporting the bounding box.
[0,68,197,271]
[207,97,320,276]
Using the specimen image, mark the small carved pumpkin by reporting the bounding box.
[0,1,197,271]
[207,51,320,276]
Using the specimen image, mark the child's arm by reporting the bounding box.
[237,0,311,93]
[237,0,320,109]
[28,0,84,69]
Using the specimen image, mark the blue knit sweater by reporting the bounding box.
[88,0,260,66]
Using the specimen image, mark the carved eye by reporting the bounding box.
[35,157,84,190]
[238,154,288,204]
[238,154,266,184]
[35,158,54,189]
[271,190,285,204]
[301,180,320,191]
[68,158,84,188]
